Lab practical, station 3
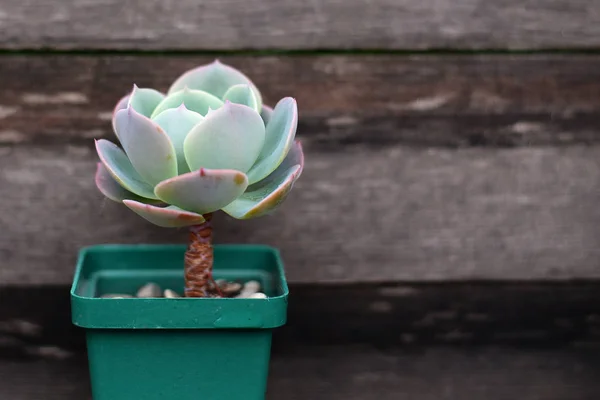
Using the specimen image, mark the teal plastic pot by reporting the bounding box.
[71,244,288,400]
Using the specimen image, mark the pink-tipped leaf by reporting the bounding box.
[154,168,249,215]
[127,85,165,117]
[167,60,262,110]
[95,163,161,204]
[123,200,206,228]
[223,140,304,219]
[114,106,177,186]
[152,105,204,175]
[150,87,223,119]
[246,97,298,184]
[183,101,265,173]
[222,84,260,112]
[95,139,158,199]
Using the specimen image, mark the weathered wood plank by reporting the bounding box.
[2,346,600,399]
[282,282,600,347]
[1,144,600,285]
[1,0,599,50]
[2,55,600,147]
[3,283,600,355]
[274,346,600,400]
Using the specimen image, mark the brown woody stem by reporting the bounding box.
[184,213,215,297]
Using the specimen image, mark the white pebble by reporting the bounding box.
[247,292,267,299]
[136,283,162,298]
[164,289,181,298]
[100,293,133,298]
[241,280,261,294]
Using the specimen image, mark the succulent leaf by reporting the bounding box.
[112,94,130,135]
[152,105,204,175]
[222,84,259,112]
[95,163,161,204]
[246,97,298,184]
[273,139,305,173]
[150,87,223,119]
[95,139,158,199]
[183,101,265,173]
[222,166,301,219]
[127,85,165,117]
[260,105,273,126]
[100,59,304,227]
[113,94,130,115]
[114,106,178,186]
[223,141,304,219]
[154,168,249,215]
[123,200,206,228]
[167,60,262,110]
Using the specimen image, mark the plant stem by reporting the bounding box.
[184,213,215,297]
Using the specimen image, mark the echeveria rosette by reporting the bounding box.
[95,60,303,228]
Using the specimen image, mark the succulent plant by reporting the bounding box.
[94,60,304,297]
[95,60,304,228]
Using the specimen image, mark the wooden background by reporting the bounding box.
[1,2,600,398]
[2,0,600,285]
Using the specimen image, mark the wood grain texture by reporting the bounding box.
[282,282,600,347]
[1,0,599,50]
[272,346,600,400]
[2,54,600,147]
[1,144,600,285]
[1,347,600,399]
[3,283,600,355]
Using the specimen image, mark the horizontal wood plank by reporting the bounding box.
[1,0,599,50]
[1,144,600,285]
[275,346,600,400]
[3,283,600,354]
[2,55,600,147]
[2,346,600,399]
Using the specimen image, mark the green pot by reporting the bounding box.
[71,244,289,400]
